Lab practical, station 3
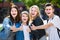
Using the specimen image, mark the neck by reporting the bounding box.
[13,17,15,20]
[49,13,54,19]
[22,22,27,25]
[32,16,35,20]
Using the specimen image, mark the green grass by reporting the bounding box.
[0,24,3,32]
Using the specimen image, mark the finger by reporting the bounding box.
[32,24,34,26]
[30,26,33,29]
[32,24,35,27]
[12,31,16,32]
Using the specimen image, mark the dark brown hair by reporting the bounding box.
[45,3,54,9]
[9,6,20,23]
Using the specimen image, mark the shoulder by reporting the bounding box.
[54,15,60,19]
[33,16,43,25]
[3,17,10,21]
[3,17,11,24]
[16,21,21,26]
[35,16,42,20]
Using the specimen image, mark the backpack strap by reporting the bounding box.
[57,28,60,38]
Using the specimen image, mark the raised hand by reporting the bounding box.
[31,24,37,30]
[27,27,31,32]
[10,26,17,32]
[18,26,23,31]
[10,23,18,32]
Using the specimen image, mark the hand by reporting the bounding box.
[10,26,15,30]
[12,28,18,32]
[31,24,37,30]
[27,27,31,32]
[18,26,23,31]
[14,25,23,31]
[10,26,17,32]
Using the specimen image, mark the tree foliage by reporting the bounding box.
[19,0,60,8]
[0,0,60,8]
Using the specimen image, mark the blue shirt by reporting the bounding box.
[15,22,24,40]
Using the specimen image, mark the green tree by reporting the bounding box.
[51,0,60,8]
[19,0,47,9]
[2,0,60,8]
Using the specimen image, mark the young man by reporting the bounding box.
[31,3,60,40]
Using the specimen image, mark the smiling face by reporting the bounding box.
[11,8,18,18]
[21,13,28,23]
[30,7,38,18]
[45,6,54,17]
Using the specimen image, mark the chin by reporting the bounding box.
[47,14,51,16]
[23,21,27,23]
[13,16,15,18]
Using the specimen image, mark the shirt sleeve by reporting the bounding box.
[51,16,60,29]
[3,17,11,30]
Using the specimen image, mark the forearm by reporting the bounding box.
[17,28,21,31]
[16,27,23,31]
[36,23,53,29]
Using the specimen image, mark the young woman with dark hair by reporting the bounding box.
[2,5,24,40]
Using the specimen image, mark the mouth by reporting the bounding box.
[23,19,26,21]
[12,14,16,15]
[32,13,35,15]
[47,13,50,14]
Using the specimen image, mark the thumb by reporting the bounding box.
[32,24,35,26]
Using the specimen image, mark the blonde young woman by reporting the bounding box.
[29,5,46,40]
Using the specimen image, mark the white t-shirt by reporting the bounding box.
[23,25,30,40]
[46,15,60,40]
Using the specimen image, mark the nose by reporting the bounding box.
[46,9,50,12]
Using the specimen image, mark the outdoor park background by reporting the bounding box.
[0,0,60,23]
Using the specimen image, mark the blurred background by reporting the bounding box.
[0,0,60,23]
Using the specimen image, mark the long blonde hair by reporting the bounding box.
[29,5,40,21]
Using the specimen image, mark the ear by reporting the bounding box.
[53,8,55,13]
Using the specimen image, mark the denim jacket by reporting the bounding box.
[0,17,11,39]
[0,17,22,40]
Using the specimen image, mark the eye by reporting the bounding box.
[11,10,14,12]
[45,9,51,10]
[22,15,25,17]
[49,9,51,10]
[45,9,48,10]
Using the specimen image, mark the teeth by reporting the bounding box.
[13,14,16,15]
[24,19,26,20]
[48,13,50,14]
[31,13,34,15]
[23,19,26,20]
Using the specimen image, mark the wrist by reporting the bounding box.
[17,28,20,31]
[35,26,38,30]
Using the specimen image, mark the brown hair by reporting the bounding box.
[45,3,54,9]
[9,5,20,23]
[21,11,29,25]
